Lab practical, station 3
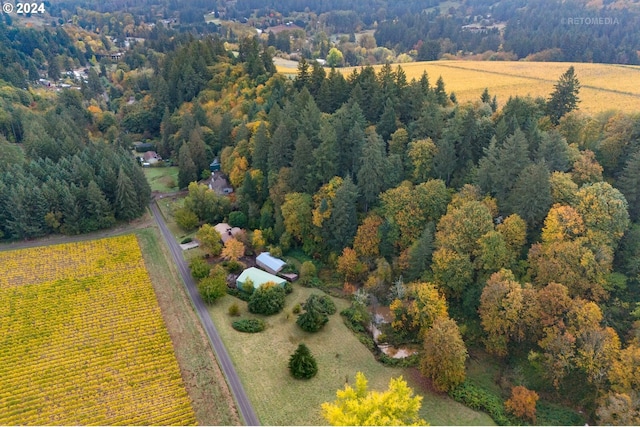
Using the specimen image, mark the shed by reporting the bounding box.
[255,252,286,275]
[236,267,286,290]
[210,158,221,172]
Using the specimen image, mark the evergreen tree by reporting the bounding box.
[536,130,571,172]
[618,148,640,222]
[178,144,198,189]
[295,57,310,91]
[326,177,358,253]
[85,180,115,230]
[288,343,318,380]
[115,167,139,221]
[406,223,435,282]
[505,162,552,228]
[432,137,457,186]
[297,294,331,333]
[434,76,448,107]
[376,98,397,142]
[547,66,581,125]
[481,88,491,104]
[357,129,387,211]
[251,122,270,175]
[477,129,532,204]
[268,123,294,174]
[291,135,314,193]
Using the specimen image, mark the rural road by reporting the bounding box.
[150,202,260,426]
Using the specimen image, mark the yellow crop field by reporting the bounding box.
[277,60,640,115]
[0,235,196,426]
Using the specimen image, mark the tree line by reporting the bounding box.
[143,42,640,422]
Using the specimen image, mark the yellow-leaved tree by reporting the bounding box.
[321,372,427,426]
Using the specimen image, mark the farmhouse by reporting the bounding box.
[214,222,242,243]
[255,252,286,275]
[143,151,162,164]
[236,267,286,290]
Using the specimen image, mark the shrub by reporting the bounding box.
[248,283,286,315]
[232,318,265,333]
[292,303,302,314]
[197,268,227,304]
[505,386,539,423]
[228,211,248,228]
[449,381,514,425]
[299,261,317,286]
[181,237,193,244]
[174,207,199,231]
[228,303,240,316]
[268,245,283,258]
[224,260,244,273]
[288,343,318,379]
[316,295,336,315]
[283,281,293,294]
[296,294,335,333]
[189,257,210,280]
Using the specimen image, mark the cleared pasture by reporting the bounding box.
[207,285,495,426]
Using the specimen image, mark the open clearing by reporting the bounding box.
[144,166,179,193]
[0,235,196,425]
[207,285,495,426]
[277,60,640,115]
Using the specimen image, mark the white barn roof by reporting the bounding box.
[256,252,286,274]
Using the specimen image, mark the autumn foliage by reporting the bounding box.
[0,236,196,425]
[505,386,539,423]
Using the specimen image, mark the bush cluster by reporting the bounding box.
[247,283,286,315]
[449,381,516,426]
[232,318,266,333]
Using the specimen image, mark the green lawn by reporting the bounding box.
[143,166,179,192]
[207,285,495,426]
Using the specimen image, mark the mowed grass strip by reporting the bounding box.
[208,285,495,426]
[137,227,241,425]
[277,60,640,114]
[0,235,196,426]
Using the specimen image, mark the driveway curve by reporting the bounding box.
[150,202,260,426]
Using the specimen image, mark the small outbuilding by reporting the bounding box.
[236,267,286,290]
[214,222,242,243]
[210,158,221,172]
[255,252,286,275]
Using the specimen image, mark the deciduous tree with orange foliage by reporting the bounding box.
[221,238,245,261]
[420,317,467,392]
[336,247,366,283]
[505,386,539,423]
[353,214,383,260]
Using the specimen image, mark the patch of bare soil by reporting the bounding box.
[140,228,241,426]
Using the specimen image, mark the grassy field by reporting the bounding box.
[277,60,640,115]
[144,166,179,192]
[0,235,196,425]
[207,285,495,426]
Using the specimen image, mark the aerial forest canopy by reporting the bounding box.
[1,10,640,420]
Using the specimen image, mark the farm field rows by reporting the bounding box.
[277,60,640,114]
[0,235,196,425]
